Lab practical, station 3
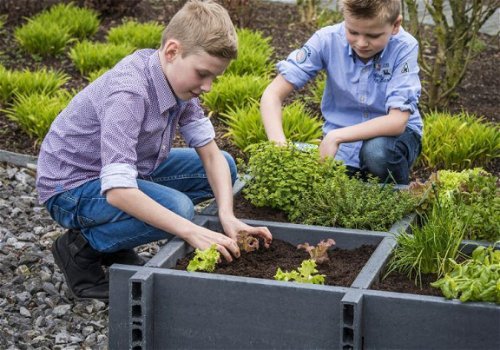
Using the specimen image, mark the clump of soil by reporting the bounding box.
[175,238,376,287]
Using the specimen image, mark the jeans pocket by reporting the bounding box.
[51,205,75,229]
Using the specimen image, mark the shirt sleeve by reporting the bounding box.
[179,98,215,148]
[276,30,325,89]
[98,89,146,194]
[385,41,421,114]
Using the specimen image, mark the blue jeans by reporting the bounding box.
[354,127,422,184]
[44,148,237,253]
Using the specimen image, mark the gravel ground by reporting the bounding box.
[0,162,168,349]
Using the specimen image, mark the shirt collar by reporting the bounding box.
[148,50,178,115]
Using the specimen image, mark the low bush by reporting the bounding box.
[293,176,417,230]
[226,28,274,76]
[15,20,72,57]
[0,66,69,104]
[69,41,134,75]
[107,20,163,49]
[240,142,346,216]
[420,111,499,171]
[201,74,270,115]
[223,100,322,151]
[38,3,100,40]
[4,90,73,141]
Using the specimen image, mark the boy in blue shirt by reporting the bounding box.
[261,0,423,184]
[36,0,272,300]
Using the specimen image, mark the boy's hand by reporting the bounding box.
[184,227,241,263]
[319,131,341,159]
[220,215,273,249]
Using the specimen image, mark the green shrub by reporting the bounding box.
[86,67,110,82]
[223,100,322,151]
[35,3,99,40]
[15,20,72,56]
[69,41,134,75]
[386,203,467,286]
[107,20,163,49]
[240,142,346,216]
[226,28,274,76]
[315,8,343,28]
[4,90,73,141]
[0,66,69,104]
[201,74,270,115]
[294,176,417,230]
[420,111,499,171]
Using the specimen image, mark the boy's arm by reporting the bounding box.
[260,74,295,144]
[319,109,409,159]
[106,187,241,262]
[195,140,272,247]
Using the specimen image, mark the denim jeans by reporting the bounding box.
[44,148,237,253]
[356,127,422,184]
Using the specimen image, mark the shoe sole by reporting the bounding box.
[51,237,109,302]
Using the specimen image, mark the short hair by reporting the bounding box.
[342,0,401,24]
[161,0,237,59]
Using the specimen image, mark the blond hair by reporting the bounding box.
[342,0,401,24]
[161,0,237,59]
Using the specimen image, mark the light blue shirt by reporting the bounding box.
[277,22,423,168]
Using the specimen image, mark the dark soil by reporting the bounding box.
[233,192,289,222]
[371,271,443,297]
[175,238,376,287]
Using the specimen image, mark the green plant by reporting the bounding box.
[315,7,343,28]
[186,244,220,272]
[294,176,418,230]
[419,111,499,170]
[69,41,134,75]
[275,259,325,284]
[240,141,346,216]
[223,100,323,151]
[0,14,6,31]
[296,0,321,23]
[305,71,326,106]
[107,20,163,49]
[403,0,498,110]
[15,20,72,57]
[225,28,274,76]
[201,74,270,115]
[386,202,467,286]
[0,66,69,104]
[38,3,99,40]
[431,244,500,304]
[4,90,73,141]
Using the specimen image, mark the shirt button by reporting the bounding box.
[360,96,365,102]
[362,67,369,73]
[162,145,166,150]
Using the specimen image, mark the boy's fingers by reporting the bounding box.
[217,245,233,263]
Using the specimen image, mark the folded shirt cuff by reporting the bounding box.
[180,118,215,147]
[100,163,138,195]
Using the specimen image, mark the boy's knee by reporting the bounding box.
[222,151,237,184]
[360,138,391,168]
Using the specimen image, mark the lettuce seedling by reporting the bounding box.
[274,259,325,284]
[297,239,336,264]
[187,244,220,272]
[236,230,259,252]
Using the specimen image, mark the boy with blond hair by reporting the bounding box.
[261,0,423,184]
[36,0,272,301]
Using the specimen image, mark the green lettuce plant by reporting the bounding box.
[294,176,417,230]
[419,111,499,171]
[70,41,134,75]
[226,28,274,76]
[201,74,270,115]
[240,141,346,217]
[275,259,325,284]
[4,90,73,141]
[431,245,500,304]
[187,244,220,272]
[0,66,69,104]
[107,20,163,49]
[223,100,322,151]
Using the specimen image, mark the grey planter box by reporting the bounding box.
[340,239,500,350]
[109,215,391,350]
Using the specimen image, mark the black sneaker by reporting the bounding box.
[101,249,146,266]
[52,229,109,301]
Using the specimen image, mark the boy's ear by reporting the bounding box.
[391,15,403,35]
[163,39,181,62]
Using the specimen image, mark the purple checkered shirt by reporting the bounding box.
[36,49,215,203]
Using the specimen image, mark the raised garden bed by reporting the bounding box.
[109,215,392,349]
